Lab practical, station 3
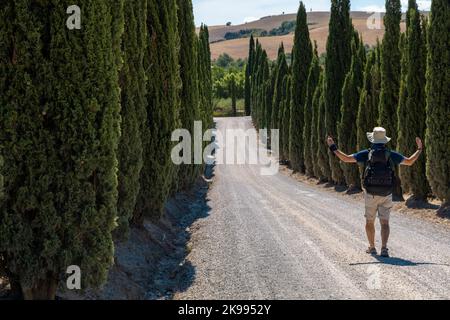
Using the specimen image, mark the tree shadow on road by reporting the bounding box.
[144,163,215,300]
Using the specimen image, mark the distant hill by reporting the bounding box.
[206,11,413,60]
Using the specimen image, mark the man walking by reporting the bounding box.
[326,127,423,257]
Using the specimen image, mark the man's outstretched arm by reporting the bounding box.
[326,136,357,164]
[401,137,423,167]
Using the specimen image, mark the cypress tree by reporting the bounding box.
[316,75,333,181]
[271,44,288,132]
[397,2,429,200]
[280,75,292,162]
[262,59,273,131]
[378,0,401,141]
[324,0,353,184]
[116,0,148,240]
[135,0,181,222]
[303,43,321,176]
[251,41,263,124]
[0,0,123,299]
[177,0,200,189]
[425,0,450,205]
[245,35,255,116]
[266,63,278,137]
[257,51,269,129]
[357,42,381,152]
[198,25,213,131]
[378,0,403,199]
[311,70,325,180]
[338,37,365,190]
[290,1,313,173]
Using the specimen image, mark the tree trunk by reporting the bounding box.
[22,278,58,300]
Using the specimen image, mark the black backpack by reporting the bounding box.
[363,146,395,196]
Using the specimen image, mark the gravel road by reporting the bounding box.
[174,117,450,300]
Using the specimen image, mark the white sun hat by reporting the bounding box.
[367,127,392,144]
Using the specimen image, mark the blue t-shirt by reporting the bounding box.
[353,144,405,165]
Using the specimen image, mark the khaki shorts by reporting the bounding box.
[364,192,393,221]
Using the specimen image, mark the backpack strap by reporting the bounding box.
[384,149,395,169]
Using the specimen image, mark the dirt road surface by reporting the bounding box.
[174,117,450,300]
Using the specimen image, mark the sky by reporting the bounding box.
[192,0,432,26]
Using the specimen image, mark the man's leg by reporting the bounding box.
[366,219,376,249]
[364,193,378,250]
[380,219,390,248]
[379,195,393,256]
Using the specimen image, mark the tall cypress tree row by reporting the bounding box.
[357,42,381,152]
[271,44,288,133]
[324,0,353,184]
[280,75,292,162]
[245,35,255,116]
[198,25,213,131]
[117,0,148,240]
[251,41,263,124]
[261,60,272,131]
[378,0,401,142]
[316,75,333,181]
[397,2,428,200]
[0,0,123,299]
[177,0,200,189]
[266,64,277,136]
[290,2,313,173]
[425,0,450,206]
[254,50,269,129]
[303,43,321,176]
[338,36,365,190]
[135,0,181,222]
[378,0,402,199]
[311,70,325,180]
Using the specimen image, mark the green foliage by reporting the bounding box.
[280,75,291,161]
[316,75,333,181]
[378,0,402,147]
[357,41,381,152]
[311,70,325,180]
[177,0,201,189]
[338,36,365,189]
[324,0,353,184]
[303,43,321,176]
[290,2,313,173]
[198,25,214,130]
[397,2,429,200]
[221,20,296,41]
[0,0,123,298]
[245,35,255,116]
[269,20,296,36]
[378,0,403,199]
[215,53,246,69]
[271,44,288,131]
[213,67,245,100]
[135,0,181,221]
[425,0,450,204]
[116,0,148,240]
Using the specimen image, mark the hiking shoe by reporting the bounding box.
[380,247,390,258]
[366,247,377,255]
